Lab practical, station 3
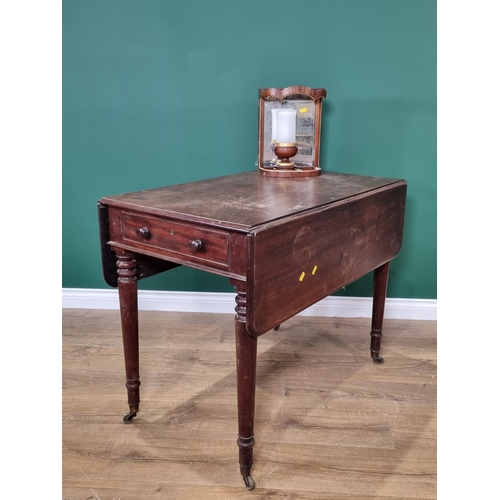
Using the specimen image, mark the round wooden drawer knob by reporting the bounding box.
[189,239,203,251]
[136,227,151,239]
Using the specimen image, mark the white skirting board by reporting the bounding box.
[62,288,436,321]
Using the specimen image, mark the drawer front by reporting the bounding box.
[119,211,229,267]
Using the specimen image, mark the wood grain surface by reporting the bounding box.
[62,309,436,499]
[247,183,406,334]
[99,171,403,231]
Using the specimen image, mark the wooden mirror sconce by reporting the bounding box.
[257,86,327,178]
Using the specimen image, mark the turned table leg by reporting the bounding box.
[370,261,390,365]
[231,279,257,491]
[116,250,141,423]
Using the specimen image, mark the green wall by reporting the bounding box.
[62,0,436,299]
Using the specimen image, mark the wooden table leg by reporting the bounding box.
[116,250,141,423]
[370,261,390,365]
[231,279,257,491]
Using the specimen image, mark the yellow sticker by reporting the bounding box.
[299,271,306,282]
[299,107,307,113]
[312,265,318,275]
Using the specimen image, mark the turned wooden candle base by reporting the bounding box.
[274,143,298,170]
[259,141,321,177]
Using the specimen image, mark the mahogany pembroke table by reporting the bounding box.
[98,170,407,490]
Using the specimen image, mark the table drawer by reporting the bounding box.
[119,211,229,267]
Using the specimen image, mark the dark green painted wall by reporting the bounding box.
[62,0,436,299]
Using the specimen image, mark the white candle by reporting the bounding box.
[275,109,297,143]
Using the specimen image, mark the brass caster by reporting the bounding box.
[123,404,139,423]
[243,475,255,491]
[273,324,281,331]
[123,412,137,424]
[372,356,385,365]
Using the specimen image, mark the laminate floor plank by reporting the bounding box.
[62,309,436,499]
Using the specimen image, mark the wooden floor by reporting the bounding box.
[62,309,436,500]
